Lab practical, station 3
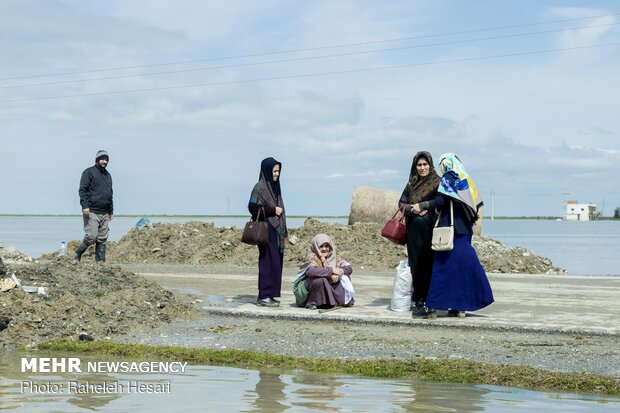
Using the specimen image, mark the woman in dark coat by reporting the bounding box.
[412,153,494,318]
[298,234,354,310]
[398,151,440,317]
[248,157,288,307]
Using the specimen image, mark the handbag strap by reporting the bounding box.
[255,207,265,221]
[434,200,453,228]
[392,204,407,222]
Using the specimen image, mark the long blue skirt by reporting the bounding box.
[426,234,494,311]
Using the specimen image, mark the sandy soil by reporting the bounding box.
[0,255,198,350]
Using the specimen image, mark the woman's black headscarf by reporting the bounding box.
[258,157,281,198]
[406,151,440,204]
[250,157,288,251]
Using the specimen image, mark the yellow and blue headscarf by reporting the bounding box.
[437,153,483,215]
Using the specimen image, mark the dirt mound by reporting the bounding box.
[473,236,563,274]
[0,242,34,264]
[99,219,405,268]
[0,258,198,349]
[282,219,405,269]
[103,218,564,274]
[108,221,250,266]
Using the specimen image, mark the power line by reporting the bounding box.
[1,21,616,90]
[2,41,618,104]
[0,13,617,82]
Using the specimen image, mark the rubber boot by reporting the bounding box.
[73,242,89,262]
[95,242,106,262]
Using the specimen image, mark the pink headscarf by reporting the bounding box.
[300,233,340,270]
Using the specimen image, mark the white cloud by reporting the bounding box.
[543,7,618,65]
[326,169,398,179]
[568,144,620,155]
[106,0,284,44]
[326,173,346,179]
[49,111,79,121]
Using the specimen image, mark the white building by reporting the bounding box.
[564,200,599,221]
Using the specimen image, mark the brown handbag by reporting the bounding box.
[241,208,269,246]
[381,205,407,245]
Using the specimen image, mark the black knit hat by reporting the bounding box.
[95,150,109,162]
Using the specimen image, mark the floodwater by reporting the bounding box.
[483,219,620,276]
[1,354,618,412]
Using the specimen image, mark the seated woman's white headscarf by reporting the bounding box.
[301,234,340,270]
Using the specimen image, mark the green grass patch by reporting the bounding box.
[38,340,620,396]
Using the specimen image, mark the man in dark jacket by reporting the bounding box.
[74,150,114,262]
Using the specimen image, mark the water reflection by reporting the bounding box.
[66,382,122,411]
[391,381,488,412]
[0,357,123,411]
[1,354,618,412]
[248,371,287,413]
[291,372,345,412]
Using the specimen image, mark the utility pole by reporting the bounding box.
[490,189,495,221]
[561,192,570,220]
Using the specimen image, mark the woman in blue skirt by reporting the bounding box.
[410,153,493,318]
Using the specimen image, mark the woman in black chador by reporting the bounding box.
[248,157,288,307]
[398,151,440,317]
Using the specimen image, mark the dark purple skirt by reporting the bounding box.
[257,225,283,299]
[304,277,346,307]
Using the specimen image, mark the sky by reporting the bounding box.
[1,0,619,217]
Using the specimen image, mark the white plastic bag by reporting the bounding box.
[390,259,412,311]
[340,274,355,305]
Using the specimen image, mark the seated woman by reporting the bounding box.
[297,234,354,310]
